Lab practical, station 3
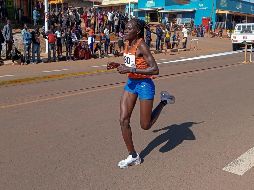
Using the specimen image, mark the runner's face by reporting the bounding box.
[124,21,138,41]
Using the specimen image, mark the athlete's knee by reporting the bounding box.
[119,116,130,128]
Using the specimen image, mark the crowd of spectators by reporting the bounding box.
[0,7,201,66]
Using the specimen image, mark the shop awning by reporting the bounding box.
[158,9,195,13]
[216,10,230,14]
[216,9,254,16]
[133,7,164,12]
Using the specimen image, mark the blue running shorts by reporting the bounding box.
[124,78,155,100]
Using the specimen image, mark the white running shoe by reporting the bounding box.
[118,154,141,169]
[160,91,175,104]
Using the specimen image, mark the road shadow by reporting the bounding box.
[140,121,204,160]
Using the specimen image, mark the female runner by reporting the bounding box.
[108,18,175,169]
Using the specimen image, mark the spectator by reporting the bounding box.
[31,26,41,64]
[182,25,188,49]
[107,11,114,33]
[11,45,24,65]
[104,25,110,55]
[81,10,88,29]
[165,29,171,49]
[64,28,73,61]
[155,25,163,52]
[118,29,124,53]
[3,20,13,60]
[114,13,120,34]
[22,24,32,64]
[87,26,95,54]
[98,11,104,32]
[33,7,40,26]
[55,26,63,60]
[0,29,4,60]
[47,30,57,62]
[145,25,152,48]
[99,30,107,58]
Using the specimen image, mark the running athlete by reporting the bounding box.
[108,18,175,169]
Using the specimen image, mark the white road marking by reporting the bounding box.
[42,69,69,73]
[162,51,241,64]
[0,74,14,78]
[102,64,107,67]
[223,147,254,176]
[90,51,242,68]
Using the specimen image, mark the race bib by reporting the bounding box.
[124,53,136,68]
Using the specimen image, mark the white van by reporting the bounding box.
[231,23,254,51]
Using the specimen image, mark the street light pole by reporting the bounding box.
[129,0,131,20]
[44,0,49,53]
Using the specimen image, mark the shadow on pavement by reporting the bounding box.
[140,121,204,160]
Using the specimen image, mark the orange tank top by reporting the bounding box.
[124,38,151,79]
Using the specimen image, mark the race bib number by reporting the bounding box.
[124,53,136,68]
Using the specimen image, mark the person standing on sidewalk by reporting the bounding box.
[155,24,163,52]
[55,26,63,60]
[182,25,188,49]
[47,30,57,62]
[31,27,41,64]
[22,24,32,64]
[3,20,13,60]
[0,29,5,60]
[145,25,152,48]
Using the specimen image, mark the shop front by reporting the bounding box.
[99,0,138,16]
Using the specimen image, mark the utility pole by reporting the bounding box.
[129,0,131,20]
[44,0,49,53]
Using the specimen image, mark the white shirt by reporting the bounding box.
[182,27,188,38]
[55,31,61,38]
[104,28,109,36]
[107,12,114,21]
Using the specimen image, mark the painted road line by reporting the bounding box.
[0,74,14,78]
[167,51,242,63]
[42,69,69,73]
[102,64,107,67]
[91,66,100,68]
[223,147,254,176]
[162,51,242,64]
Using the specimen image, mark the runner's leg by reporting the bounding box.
[140,100,166,130]
[120,90,138,153]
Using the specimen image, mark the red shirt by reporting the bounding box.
[48,33,56,44]
[81,13,87,22]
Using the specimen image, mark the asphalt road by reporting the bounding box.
[1,38,254,190]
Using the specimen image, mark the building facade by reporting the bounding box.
[99,0,138,16]
[136,0,254,29]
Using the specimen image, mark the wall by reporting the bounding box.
[138,0,216,26]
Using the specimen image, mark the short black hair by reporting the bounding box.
[130,18,146,39]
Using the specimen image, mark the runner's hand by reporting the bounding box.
[107,62,120,70]
[117,64,131,74]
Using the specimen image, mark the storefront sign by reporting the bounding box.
[146,0,155,7]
